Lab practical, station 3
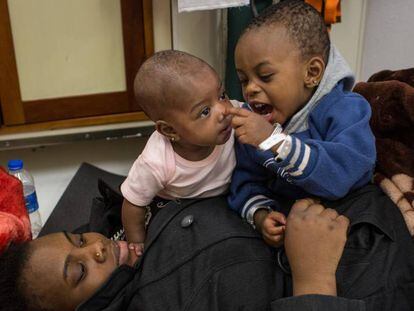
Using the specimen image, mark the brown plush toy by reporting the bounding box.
[354,70,414,235]
[368,68,414,87]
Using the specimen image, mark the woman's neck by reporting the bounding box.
[172,143,215,161]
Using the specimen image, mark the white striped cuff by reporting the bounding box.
[241,195,275,218]
[281,137,312,177]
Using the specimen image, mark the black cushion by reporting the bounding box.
[39,163,125,237]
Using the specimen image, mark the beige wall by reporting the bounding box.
[8,0,126,101]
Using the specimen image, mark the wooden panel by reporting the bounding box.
[121,0,147,111]
[0,0,25,125]
[0,0,153,127]
[143,0,155,57]
[23,92,131,123]
[0,111,150,135]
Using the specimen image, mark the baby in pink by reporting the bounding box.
[121,131,234,204]
[121,50,235,254]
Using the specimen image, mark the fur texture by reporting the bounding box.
[354,69,414,235]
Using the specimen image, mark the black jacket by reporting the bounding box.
[77,185,414,311]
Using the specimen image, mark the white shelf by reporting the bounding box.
[0,121,155,150]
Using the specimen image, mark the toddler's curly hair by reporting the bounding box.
[244,0,330,62]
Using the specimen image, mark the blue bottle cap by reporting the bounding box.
[8,159,23,171]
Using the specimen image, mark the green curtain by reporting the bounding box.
[225,0,273,101]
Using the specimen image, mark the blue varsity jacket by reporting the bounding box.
[228,82,376,219]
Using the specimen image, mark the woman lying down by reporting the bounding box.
[0,185,414,311]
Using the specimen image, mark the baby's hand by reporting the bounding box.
[261,211,286,248]
[225,107,274,148]
[128,242,145,257]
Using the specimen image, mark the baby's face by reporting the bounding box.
[235,26,312,125]
[166,68,233,147]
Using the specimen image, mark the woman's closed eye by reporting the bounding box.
[75,235,87,284]
[66,257,87,286]
[76,262,86,285]
[63,232,89,286]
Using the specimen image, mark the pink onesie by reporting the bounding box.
[121,130,235,206]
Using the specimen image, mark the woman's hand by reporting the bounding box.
[284,198,350,296]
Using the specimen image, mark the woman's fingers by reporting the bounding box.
[291,198,317,211]
[306,203,325,215]
[291,198,321,214]
[335,214,350,229]
[320,208,339,220]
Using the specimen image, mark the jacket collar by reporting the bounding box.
[76,198,205,311]
[76,266,135,311]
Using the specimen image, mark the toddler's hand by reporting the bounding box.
[260,211,286,248]
[225,107,274,148]
[128,242,144,257]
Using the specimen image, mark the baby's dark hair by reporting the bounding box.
[243,0,330,62]
[134,50,215,120]
[0,243,46,311]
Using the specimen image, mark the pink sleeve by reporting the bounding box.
[120,155,166,206]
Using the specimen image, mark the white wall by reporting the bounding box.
[360,0,414,81]
[330,0,367,81]
[171,0,225,77]
[154,0,225,75]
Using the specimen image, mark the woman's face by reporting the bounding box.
[23,232,138,311]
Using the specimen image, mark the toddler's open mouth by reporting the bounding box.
[249,102,273,115]
[249,102,274,122]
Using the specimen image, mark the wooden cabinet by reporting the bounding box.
[0,0,153,135]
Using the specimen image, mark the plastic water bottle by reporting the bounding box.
[7,159,42,238]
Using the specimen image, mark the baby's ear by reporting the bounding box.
[155,120,179,142]
[304,56,325,88]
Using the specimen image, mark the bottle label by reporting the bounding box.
[25,192,39,213]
